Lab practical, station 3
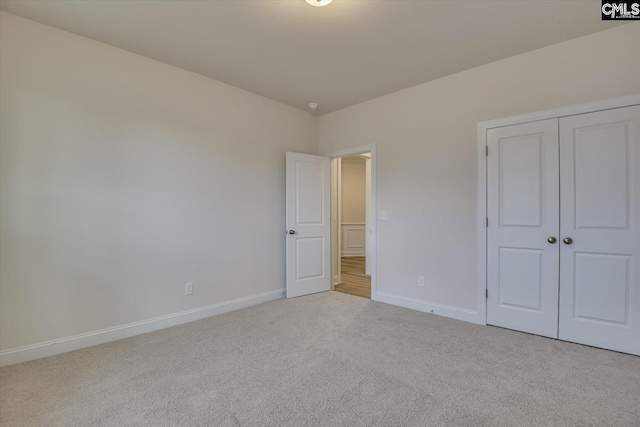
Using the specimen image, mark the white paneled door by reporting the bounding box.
[285,152,331,298]
[486,104,640,355]
[487,119,560,338]
[558,105,640,355]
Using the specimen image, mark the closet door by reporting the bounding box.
[559,105,640,355]
[487,119,560,338]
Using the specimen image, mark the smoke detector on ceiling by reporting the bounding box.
[308,103,319,111]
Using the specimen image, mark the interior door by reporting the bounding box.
[286,152,331,298]
[486,119,560,338]
[559,105,640,355]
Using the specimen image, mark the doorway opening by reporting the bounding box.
[331,153,372,299]
[285,145,376,300]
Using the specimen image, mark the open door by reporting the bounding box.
[286,152,331,298]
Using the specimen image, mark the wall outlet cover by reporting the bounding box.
[185,282,194,296]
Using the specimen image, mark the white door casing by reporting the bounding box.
[331,158,340,287]
[286,152,331,298]
[558,105,640,355]
[486,119,560,338]
[365,156,372,275]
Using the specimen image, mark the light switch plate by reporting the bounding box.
[379,210,388,221]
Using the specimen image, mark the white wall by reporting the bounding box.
[0,12,318,354]
[340,157,366,223]
[319,24,640,321]
[2,11,639,359]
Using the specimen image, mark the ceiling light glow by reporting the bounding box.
[305,0,333,7]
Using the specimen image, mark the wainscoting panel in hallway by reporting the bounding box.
[334,257,371,298]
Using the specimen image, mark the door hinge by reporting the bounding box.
[485,146,488,156]
[486,217,488,227]
[486,289,488,299]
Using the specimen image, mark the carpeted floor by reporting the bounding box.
[1,292,639,426]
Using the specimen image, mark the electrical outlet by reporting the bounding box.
[417,276,424,287]
[185,282,193,296]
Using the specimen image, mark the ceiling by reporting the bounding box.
[0,1,622,114]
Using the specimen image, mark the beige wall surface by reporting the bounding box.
[340,157,366,224]
[319,24,640,314]
[2,10,639,353]
[0,12,318,351]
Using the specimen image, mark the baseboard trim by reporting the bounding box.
[0,289,285,367]
[374,291,483,325]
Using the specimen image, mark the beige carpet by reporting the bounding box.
[1,291,639,426]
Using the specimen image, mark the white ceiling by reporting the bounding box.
[0,1,622,114]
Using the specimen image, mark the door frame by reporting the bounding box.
[477,94,640,325]
[330,157,342,288]
[323,144,377,300]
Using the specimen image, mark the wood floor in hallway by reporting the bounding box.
[334,256,371,299]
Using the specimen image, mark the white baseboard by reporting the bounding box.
[374,291,484,325]
[0,289,285,367]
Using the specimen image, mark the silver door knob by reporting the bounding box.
[547,237,557,244]
[563,237,573,245]
[288,230,296,235]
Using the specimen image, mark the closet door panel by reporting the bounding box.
[487,119,560,338]
[559,105,640,355]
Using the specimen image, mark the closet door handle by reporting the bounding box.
[547,237,557,244]
[563,237,573,245]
